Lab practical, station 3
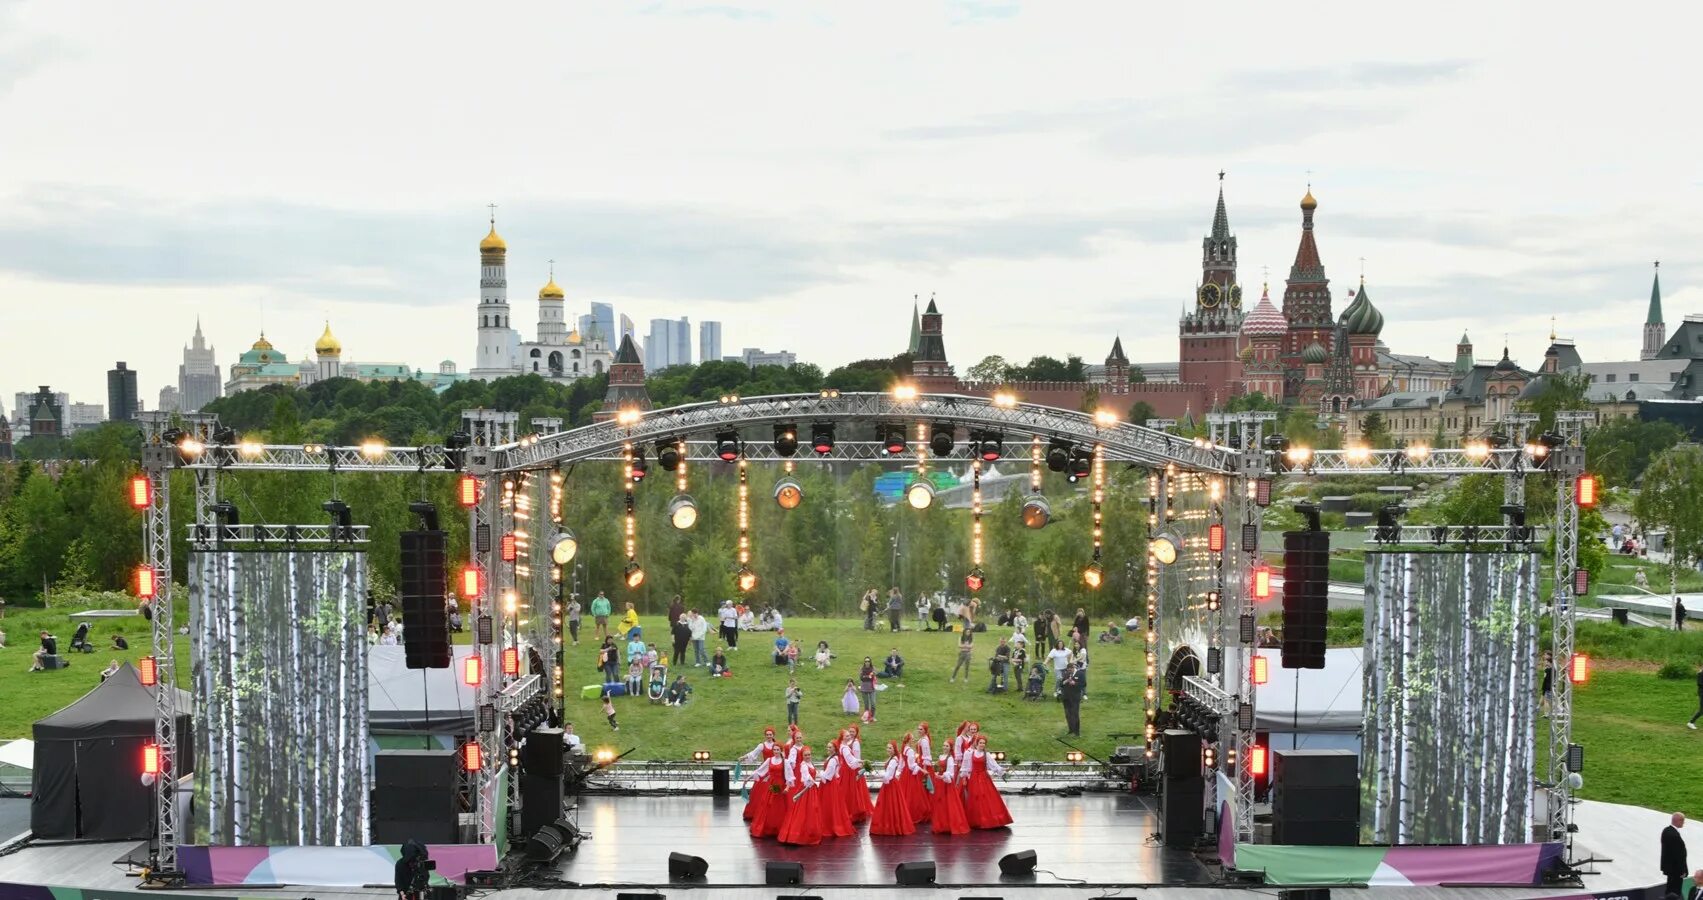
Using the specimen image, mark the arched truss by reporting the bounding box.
[494,393,1239,474]
[135,399,1590,859]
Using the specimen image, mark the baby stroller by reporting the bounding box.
[647,663,669,702]
[69,622,94,654]
[1024,663,1046,700]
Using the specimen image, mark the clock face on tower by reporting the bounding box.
[1229,284,1243,308]
[1197,283,1221,308]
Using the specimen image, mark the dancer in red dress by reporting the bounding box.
[900,733,932,823]
[746,745,788,836]
[819,737,856,838]
[929,753,971,836]
[740,726,781,822]
[868,741,914,836]
[777,746,826,846]
[838,726,874,822]
[962,734,1012,830]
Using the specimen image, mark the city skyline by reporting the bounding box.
[2,1,1699,404]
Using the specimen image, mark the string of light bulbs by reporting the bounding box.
[736,457,756,592]
[1145,469,1161,753]
[623,442,644,588]
[966,458,985,592]
[1083,444,1105,588]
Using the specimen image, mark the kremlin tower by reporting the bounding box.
[471,213,517,381]
[1177,175,1244,401]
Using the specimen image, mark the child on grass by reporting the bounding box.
[815,640,833,670]
[626,658,643,695]
[786,678,803,725]
[602,693,619,731]
[841,680,860,715]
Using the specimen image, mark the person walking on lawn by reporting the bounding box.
[590,591,612,640]
[886,587,904,632]
[949,631,975,684]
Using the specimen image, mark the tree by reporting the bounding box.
[1012,355,1072,382]
[1632,443,1703,598]
[1359,412,1393,449]
[1584,417,1684,489]
[966,355,1011,385]
[1517,370,1592,433]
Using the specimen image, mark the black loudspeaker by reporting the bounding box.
[1278,890,1331,900]
[1162,729,1201,782]
[372,748,458,844]
[523,729,565,777]
[668,852,708,880]
[765,861,804,885]
[525,821,577,863]
[400,530,450,669]
[371,816,457,844]
[427,885,463,900]
[711,766,732,797]
[895,861,936,885]
[375,749,457,790]
[520,772,564,837]
[1161,780,1204,848]
[1272,750,1358,847]
[1280,530,1329,669]
[999,849,1038,876]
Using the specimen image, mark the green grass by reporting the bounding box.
[561,617,1138,765]
[1567,670,1703,815]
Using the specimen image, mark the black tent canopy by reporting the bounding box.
[30,662,193,841]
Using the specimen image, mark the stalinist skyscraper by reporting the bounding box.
[178,318,222,412]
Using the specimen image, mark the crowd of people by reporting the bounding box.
[740,720,1010,845]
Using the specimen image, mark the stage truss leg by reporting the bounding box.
[470,457,500,844]
[1548,415,1588,857]
[142,444,178,872]
[1231,445,1265,843]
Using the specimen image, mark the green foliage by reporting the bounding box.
[1222,392,1281,414]
[1633,443,1703,589]
[1657,660,1695,680]
[1517,369,1593,433]
[1585,417,1685,489]
[1009,355,1086,383]
[1574,619,1703,664]
[966,355,1010,384]
[1358,411,1393,449]
[1409,474,1505,526]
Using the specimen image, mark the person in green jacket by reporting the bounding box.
[590,591,613,640]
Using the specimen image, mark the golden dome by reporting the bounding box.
[1300,189,1318,211]
[566,328,583,345]
[315,321,342,355]
[539,278,564,300]
[252,332,275,352]
[480,225,507,253]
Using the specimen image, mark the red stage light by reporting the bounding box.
[458,475,480,508]
[500,534,517,562]
[1252,566,1272,601]
[502,647,519,676]
[463,655,483,686]
[142,743,160,775]
[1208,523,1226,553]
[1251,655,1269,685]
[460,566,481,599]
[134,566,157,600]
[138,656,158,686]
[461,742,483,772]
[1572,568,1590,596]
[128,476,152,509]
[1569,653,1589,684]
[1250,745,1268,777]
[1254,479,1272,507]
[1575,475,1597,508]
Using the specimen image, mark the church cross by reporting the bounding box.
[487,203,498,225]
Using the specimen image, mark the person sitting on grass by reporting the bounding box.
[100,659,122,681]
[111,633,128,651]
[619,601,640,637]
[664,674,693,706]
[882,648,905,678]
[1098,623,1122,644]
[30,632,58,672]
[772,629,791,666]
[710,647,729,677]
[815,640,833,669]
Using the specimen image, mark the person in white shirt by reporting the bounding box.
[561,723,584,752]
[916,594,931,629]
[718,600,740,650]
[1046,642,1072,696]
[688,610,710,666]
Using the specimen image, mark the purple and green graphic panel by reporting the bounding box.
[1234,841,1564,886]
[177,843,498,887]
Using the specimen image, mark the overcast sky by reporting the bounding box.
[3,0,1700,410]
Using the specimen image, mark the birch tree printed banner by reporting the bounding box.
[1362,551,1540,846]
[191,550,371,846]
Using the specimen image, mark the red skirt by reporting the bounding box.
[868,776,915,836]
[929,777,970,836]
[748,782,789,838]
[963,769,1012,829]
[819,777,855,837]
[843,770,874,822]
[742,773,771,822]
[777,785,825,846]
[903,767,933,823]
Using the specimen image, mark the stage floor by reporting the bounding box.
[549,791,1213,888]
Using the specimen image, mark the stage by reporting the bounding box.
[548,792,1212,888]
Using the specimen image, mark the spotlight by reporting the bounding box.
[211,425,236,445]
[360,439,387,459]
[905,479,935,510]
[1066,449,1093,483]
[1534,432,1565,469]
[736,566,757,593]
[810,423,835,455]
[668,494,698,530]
[1149,533,1181,566]
[691,750,712,763]
[883,424,909,456]
[774,478,803,510]
[1046,438,1072,472]
[593,748,616,765]
[1020,494,1051,529]
[929,423,955,456]
[551,529,578,565]
[773,424,799,457]
[965,567,986,592]
[1082,562,1103,589]
[972,430,1003,461]
[715,430,741,462]
[629,447,648,482]
[160,427,186,446]
[1265,434,1292,471]
[624,560,645,588]
[1375,504,1404,544]
[321,499,353,540]
[656,440,682,472]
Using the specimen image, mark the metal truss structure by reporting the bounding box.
[1547,412,1591,854]
[185,524,371,545]
[1361,525,1542,548]
[132,392,1588,859]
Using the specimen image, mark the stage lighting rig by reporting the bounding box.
[972,430,1003,461]
[774,478,803,510]
[1066,448,1093,483]
[1265,434,1292,471]
[667,494,698,530]
[408,500,439,532]
[715,430,742,462]
[551,529,578,565]
[928,423,955,456]
[810,423,835,455]
[1021,494,1051,529]
[1532,431,1565,470]
[882,424,909,456]
[773,424,800,457]
[623,560,646,588]
[1374,504,1404,544]
[322,499,354,542]
[905,479,935,510]
[1148,532,1181,566]
[629,447,649,483]
[1046,438,1072,472]
[656,439,683,472]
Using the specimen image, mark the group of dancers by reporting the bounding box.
[740,720,1011,846]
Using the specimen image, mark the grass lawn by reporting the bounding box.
[1565,669,1703,816]
[0,602,191,740]
[560,616,1138,765]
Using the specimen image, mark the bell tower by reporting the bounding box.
[1178,172,1245,401]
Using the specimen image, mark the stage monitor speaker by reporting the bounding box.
[1278,889,1331,900]
[668,851,708,880]
[765,861,804,885]
[426,886,463,900]
[1273,749,1356,788]
[895,861,937,885]
[522,729,565,777]
[999,849,1038,876]
[1281,530,1329,669]
[400,529,450,669]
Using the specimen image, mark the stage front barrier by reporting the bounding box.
[1234,842,1565,887]
[176,844,498,887]
[1363,550,1541,845]
[191,550,371,846]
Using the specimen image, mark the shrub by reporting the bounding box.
[1657,660,1695,680]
